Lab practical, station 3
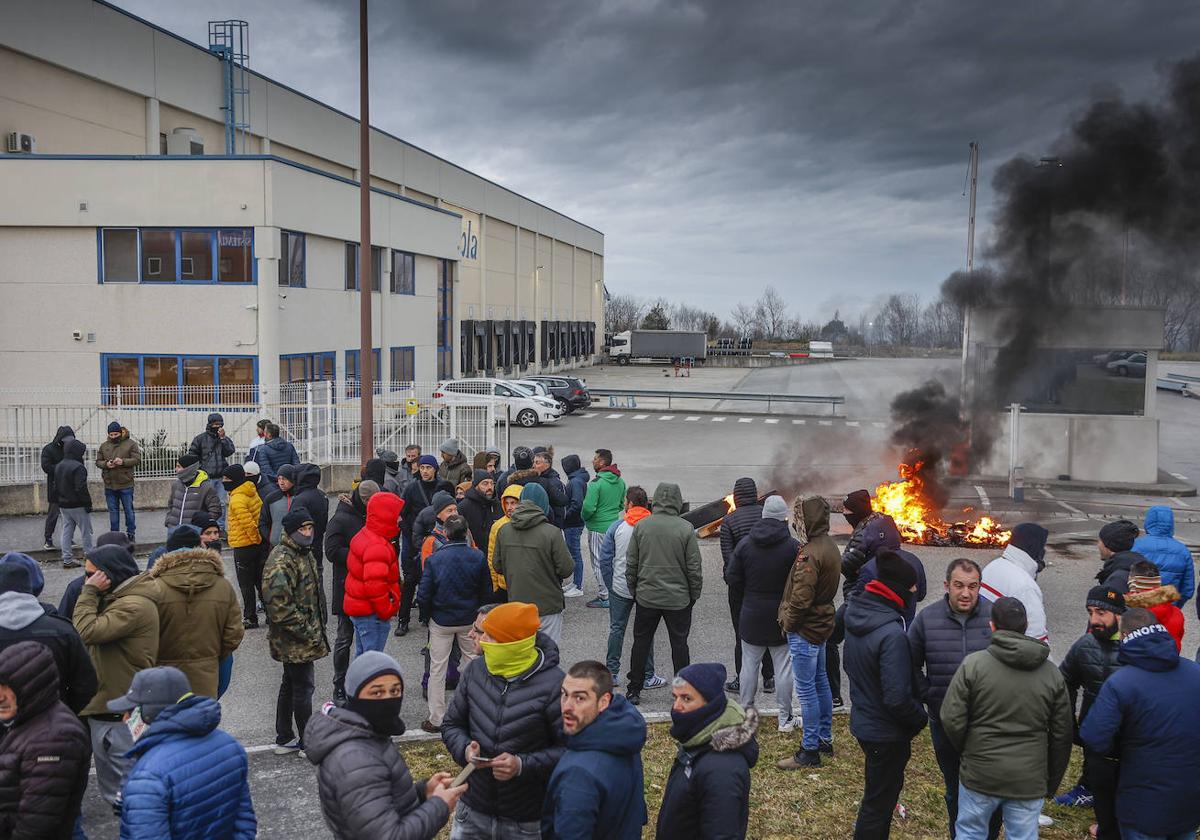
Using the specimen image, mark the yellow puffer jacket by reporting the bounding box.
[485,484,523,592]
[226,480,262,548]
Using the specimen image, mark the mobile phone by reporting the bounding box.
[469,754,495,766]
[451,762,476,787]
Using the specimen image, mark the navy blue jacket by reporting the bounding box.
[1081,623,1200,836]
[844,589,928,742]
[726,517,800,647]
[840,511,901,597]
[908,595,992,715]
[250,436,299,485]
[542,694,647,840]
[416,541,491,627]
[120,695,255,840]
[562,456,589,529]
[852,548,928,623]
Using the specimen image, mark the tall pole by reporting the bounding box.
[965,141,979,273]
[358,0,373,464]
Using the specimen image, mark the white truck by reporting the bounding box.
[607,330,708,366]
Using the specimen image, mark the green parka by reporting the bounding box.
[73,575,160,717]
[582,468,627,533]
[779,496,842,643]
[493,501,574,617]
[263,535,330,664]
[95,429,141,490]
[626,483,702,610]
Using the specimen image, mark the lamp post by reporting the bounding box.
[358,0,373,464]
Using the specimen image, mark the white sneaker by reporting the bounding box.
[562,585,585,598]
[778,714,796,733]
[273,739,303,756]
[643,675,668,690]
[1037,813,1053,828]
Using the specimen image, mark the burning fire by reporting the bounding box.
[873,461,1011,548]
[724,494,735,512]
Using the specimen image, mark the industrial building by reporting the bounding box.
[0,0,605,401]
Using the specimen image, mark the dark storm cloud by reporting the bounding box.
[117,0,1200,317]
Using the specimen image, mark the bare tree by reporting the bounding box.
[877,293,922,346]
[730,302,760,339]
[605,293,647,334]
[753,286,789,340]
[920,298,964,348]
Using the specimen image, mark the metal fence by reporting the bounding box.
[0,382,509,485]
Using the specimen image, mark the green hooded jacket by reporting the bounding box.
[73,574,160,717]
[582,469,627,533]
[493,501,575,617]
[626,483,702,610]
[940,629,1074,800]
[779,496,842,642]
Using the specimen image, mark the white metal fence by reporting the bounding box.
[0,382,509,485]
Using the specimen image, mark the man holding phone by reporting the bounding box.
[442,602,565,839]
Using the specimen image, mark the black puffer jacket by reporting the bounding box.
[907,595,993,715]
[52,440,92,510]
[40,425,74,495]
[305,705,448,840]
[841,511,902,597]
[1059,631,1122,729]
[0,591,98,714]
[401,478,451,543]
[533,469,569,529]
[188,413,236,479]
[324,492,367,617]
[1095,550,1143,593]
[726,517,800,647]
[441,633,566,822]
[288,464,330,568]
[718,478,762,580]
[458,487,499,550]
[0,641,91,840]
[844,589,928,742]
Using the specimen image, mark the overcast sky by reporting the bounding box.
[116,0,1200,323]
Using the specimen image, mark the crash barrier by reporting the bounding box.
[590,388,845,415]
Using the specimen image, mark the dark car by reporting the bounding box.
[527,375,592,412]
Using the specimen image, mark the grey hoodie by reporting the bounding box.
[0,591,45,631]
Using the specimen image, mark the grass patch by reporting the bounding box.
[401,714,1093,838]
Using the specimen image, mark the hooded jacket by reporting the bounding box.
[417,539,491,627]
[1132,506,1195,604]
[625,484,703,611]
[164,463,222,529]
[492,501,574,616]
[324,490,367,618]
[120,695,255,840]
[532,467,570,529]
[287,463,330,569]
[1124,584,1185,650]
[908,595,992,716]
[598,505,652,601]
[779,496,842,643]
[401,475,452,543]
[188,413,235,478]
[582,466,627,534]
[561,455,589,529]
[52,439,91,509]
[438,450,472,488]
[344,493,403,620]
[225,478,263,549]
[442,632,567,823]
[40,425,74,494]
[0,642,91,840]
[1095,549,1143,593]
[843,588,928,742]
[250,435,299,485]
[940,630,1073,800]
[96,427,142,490]
[1080,623,1200,836]
[145,547,244,697]
[542,694,648,840]
[656,704,759,840]
[485,484,525,593]
[73,573,160,717]
[718,478,763,580]
[1059,629,1122,731]
[980,544,1048,641]
[458,485,500,550]
[840,510,901,596]
[0,590,97,713]
[726,517,800,647]
[263,535,330,664]
[304,704,448,840]
[851,548,928,624]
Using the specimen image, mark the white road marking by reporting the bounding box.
[578,412,596,418]
[1171,472,1189,481]
[633,414,648,420]
[872,422,886,429]
[711,417,726,422]
[846,421,860,427]
[1172,496,1192,508]
[1056,500,1085,515]
[738,417,753,423]
[606,413,624,419]
[764,418,780,424]
[793,419,806,425]
[974,485,991,508]
[1038,488,1055,499]
[819,420,833,426]
[659,415,675,420]
[685,416,700,422]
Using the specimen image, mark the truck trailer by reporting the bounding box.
[607,330,708,365]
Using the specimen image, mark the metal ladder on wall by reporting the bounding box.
[208,20,252,155]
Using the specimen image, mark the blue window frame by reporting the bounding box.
[390,346,415,387]
[345,348,382,397]
[390,250,415,295]
[278,230,306,287]
[98,228,256,284]
[345,243,382,292]
[100,353,258,405]
[437,259,454,379]
[280,352,335,385]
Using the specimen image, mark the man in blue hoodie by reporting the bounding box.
[1131,506,1194,607]
[543,660,647,839]
[1080,608,1200,840]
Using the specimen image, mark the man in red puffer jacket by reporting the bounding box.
[344,492,404,655]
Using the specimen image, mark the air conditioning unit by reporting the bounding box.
[5,132,35,154]
[165,127,203,156]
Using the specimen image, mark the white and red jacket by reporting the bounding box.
[980,544,1048,642]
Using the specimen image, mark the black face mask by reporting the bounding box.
[346,696,406,736]
[222,480,236,492]
[203,538,223,552]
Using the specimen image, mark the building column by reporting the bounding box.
[255,227,281,398]
[145,97,160,154]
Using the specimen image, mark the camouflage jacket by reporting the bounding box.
[263,535,330,664]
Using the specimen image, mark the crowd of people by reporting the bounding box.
[3,418,1200,839]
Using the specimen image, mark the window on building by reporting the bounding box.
[101,229,139,282]
[180,231,214,281]
[217,229,253,283]
[345,243,359,290]
[279,352,336,384]
[371,246,383,292]
[105,356,139,397]
[279,231,306,287]
[391,250,415,294]
[437,259,454,378]
[219,357,256,402]
[346,348,382,397]
[390,346,415,386]
[182,357,216,404]
[141,230,178,282]
[102,354,257,405]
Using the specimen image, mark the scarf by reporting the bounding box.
[669,691,729,746]
[865,579,907,611]
[481,635,539,678]
[624,506,651,527]
[599,464,622,477]
[674,699,745,750]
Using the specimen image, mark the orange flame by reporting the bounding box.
[873,461,1011,547]
[724,494,736,512]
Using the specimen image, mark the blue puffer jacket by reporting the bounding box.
[1132,506,1195,605]
[542,694,647,840]
[844,588,928,743]
[250,436,299,485]
[1080,623,1200,837]
[120,695,255,840]
[416,540,492,627]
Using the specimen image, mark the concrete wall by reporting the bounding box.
[977,413,1160,484]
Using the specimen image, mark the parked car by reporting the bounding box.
[1094,349,1137,368]
[509,380,565,417]
[1106,352,1147,378]
[526,375,592,413]
[432,379,561,427]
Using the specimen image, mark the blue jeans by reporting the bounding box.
[350,615,390,655]
[787,632,832,751]
[104,487,136,536]
[564,526,584,588]
[1120,829,1197,840]
[956,785,1041,840]
[213,479,228,527]
[606,592,654,680]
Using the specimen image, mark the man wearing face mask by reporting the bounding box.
[109,666,255,839]
[191,511,223,553]
[399,455,454,636]
[188,412,236,525]
[306,651,467,840]
[1055,588,1125,838]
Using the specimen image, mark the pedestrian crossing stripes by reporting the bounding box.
[570,412,890,428]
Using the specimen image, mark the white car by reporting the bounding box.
[512,379,567,416]
[433,379,561,427]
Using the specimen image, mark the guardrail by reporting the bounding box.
[589,388,845,415]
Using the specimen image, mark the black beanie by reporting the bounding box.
[1099,519,1138,553]
[0,563,32,595]
[165,524,202,552]
[190,512,219,532]
[1008,522,1050,564]
[177,453,199,469]
[223,464,246,486]
[472,469,491,487]
[430,491,457,517]
[512,446,533,470]
[1086,585,1126,614]
[282,507,314,537]
[96,531,134,550]
[363,458,387,485]
[876,549,918,593]
[843,489,872,525]
[86,545,140,588]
